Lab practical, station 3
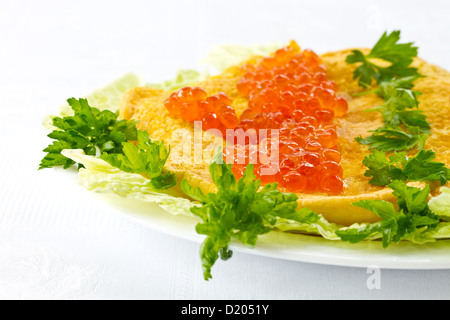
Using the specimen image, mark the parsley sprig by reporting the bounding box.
[368,88,428,131]
[40,98,138,170]
[336,181,440,248]
[347,31,432,152]
[356,126,428,152]
[101,130,176,190]
[343,31,447,247]
[182,150,319,280]
[363,150,450,186]
[348,30,450,187]
[358,75,422,99]
[40,98,175,190]
[355,85,430,152]
[346,31,421,88]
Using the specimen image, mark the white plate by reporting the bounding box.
[94,191,450,270]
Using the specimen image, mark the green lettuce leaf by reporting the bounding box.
[62,149,197,217]
[146,69,207,91]
[429,187,450,220]
[201,43,284,73]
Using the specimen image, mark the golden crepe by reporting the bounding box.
[119,48,450,226]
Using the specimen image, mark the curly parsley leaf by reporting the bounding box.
[40,98,138,170]
[356,126,428,152]
[363,150,450,186]
[349,33,429,153]
[182,150,319,280]
[370,88,429,132]
[371,75,423,98]
[346,31,420,88]
[362,150,407,185]
[403,151,450,184]
[101,130,176,190]
[356,86,431,152]
[336,181,440,247]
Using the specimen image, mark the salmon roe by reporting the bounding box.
[164,41,349,195]
[164,88,239,136]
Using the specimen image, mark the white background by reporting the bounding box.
[1,0,450,300]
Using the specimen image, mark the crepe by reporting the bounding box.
[119,48,450,226]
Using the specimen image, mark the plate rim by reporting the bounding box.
[95,191,450,271]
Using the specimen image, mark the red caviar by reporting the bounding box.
[231,41,347,194]
[164,88,239,135]
[164,41,349,194]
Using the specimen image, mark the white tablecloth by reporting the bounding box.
[1,0,449,300]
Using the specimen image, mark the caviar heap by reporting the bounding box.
[164,41,348,194]
[164,87,239,136]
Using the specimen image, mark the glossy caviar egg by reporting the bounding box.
[335,97,349,117]
[180,102,200,122]
[202,112,221,131]
[320,160,344,177]
[239,108,256,121]
[305,139,322,152]
[299,162,317,176]
[322,148,341,163]
[302,152,321,166]
[281,172,307,192]
[321,175,344,194]
[190,87,208,101]
[218,111,239,129]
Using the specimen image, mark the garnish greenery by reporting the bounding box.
[40,98,175,190]
[346,31,421,88]
[181,150,319,280]
[347,31,432,152]
[358,75,422,99]
[363,150,450,186]
[336,181,440,248]
[355,126,428,152]
[101,130,176,190]
[356,128,428,151]
[368,88,429,132]
[348,31,450,185]
[355,86,431,152]
[40,98,138,170]
[343,31,447,248]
